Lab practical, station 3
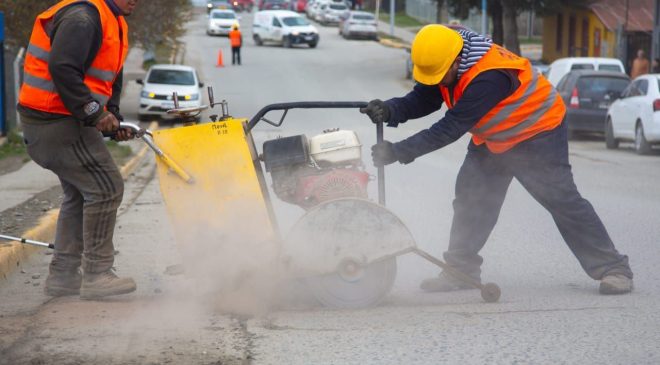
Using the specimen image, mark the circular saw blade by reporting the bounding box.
[283,198,416,308]
[304,257,397,309]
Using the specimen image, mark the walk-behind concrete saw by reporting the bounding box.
[3,89,501,308]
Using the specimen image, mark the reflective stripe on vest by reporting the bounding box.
[440,45,565,153]
[19,0,128,116]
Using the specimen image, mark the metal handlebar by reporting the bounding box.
[246,101,369,132]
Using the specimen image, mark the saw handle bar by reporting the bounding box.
[246,101,369,132]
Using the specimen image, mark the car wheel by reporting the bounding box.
[309,40,318,48]
[137,114,151,122]
[635,122,652,155]
[283,36,292,48]
[254,34,263,46]
[605,117,619,149]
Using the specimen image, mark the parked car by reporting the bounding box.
[232,0,254,12]
[606,74,660,154]
[207,0,232,13]
[555,70,630,139]
[207,9,240,36]
[259,0,290,10]
[546,57,625,86]
[292,0,307,12]
[318,1,348,24]
[253,10,319,48]
[137,65,204,122]
[339,11,377,40]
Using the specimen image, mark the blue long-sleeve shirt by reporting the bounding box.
[384,69,520,163]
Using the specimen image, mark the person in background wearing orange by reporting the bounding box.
[630,49,650,79]
[229,24,242,66]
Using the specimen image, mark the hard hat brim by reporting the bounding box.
[412,65,446,86]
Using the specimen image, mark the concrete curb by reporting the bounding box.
[379,38,410,50]
[0,121,158,281]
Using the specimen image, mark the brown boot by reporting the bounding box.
[420,271,480,292]
[599,274,633,295]
[80,270,137,300]
[44,269,82,297]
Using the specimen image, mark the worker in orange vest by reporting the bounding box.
[229,24,242,66]
[17,0,140,300]
[360,25,633,295]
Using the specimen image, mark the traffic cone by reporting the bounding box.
[216,50,224,67]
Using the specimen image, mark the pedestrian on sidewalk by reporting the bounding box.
[360,25,633,295]
[17,0,140,300]
[229,24,242,65]
[630,49,650,79]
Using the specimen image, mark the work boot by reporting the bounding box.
[420,271,479,292]
[80,269,137,300]
[44,269,82,297]
[599,274,633,295]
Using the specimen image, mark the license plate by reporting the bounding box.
[304,36,313,40]
[162,102,175,109]
[598,102,609,109]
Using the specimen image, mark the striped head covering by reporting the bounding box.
[455,28,493,80]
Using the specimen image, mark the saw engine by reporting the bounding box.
[262,129,370,209]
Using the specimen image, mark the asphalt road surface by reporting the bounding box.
[1,9,660,365]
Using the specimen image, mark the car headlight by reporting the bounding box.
[141,91,156,98]
[207,3,213,7]
[291,31,299,36]
[184,94,199,101]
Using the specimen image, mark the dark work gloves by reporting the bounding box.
[371,141,398,167]
[360,99,391,124]
[107,105,124,122]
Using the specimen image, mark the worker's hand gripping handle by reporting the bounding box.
[376,121,386,206]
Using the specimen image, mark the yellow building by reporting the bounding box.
[542,0,654,65]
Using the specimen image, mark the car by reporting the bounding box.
[293,0,307,12]
[339,11,377,40]
[546,57,625,86]
[231,0,254,12]
[207,0,232,13]
[318,1,348,24]
[137,64,204,122]
[259,0,290,10]
[207,9,240,36]
[606,74,660,154]
[555,70,630,139]
[253,10,319,48]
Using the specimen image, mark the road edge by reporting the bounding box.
[0,121,158,281]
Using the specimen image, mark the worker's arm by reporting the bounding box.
[48,4,104,125]
[383,83,444,127]
[391,70,519,163]
[107,68,124,121]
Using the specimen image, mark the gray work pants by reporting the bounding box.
[22,115,123,274]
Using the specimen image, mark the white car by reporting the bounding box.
[546,57,625,86]
[606,74,660,154]
[339,11,377,40]
[207,9,240,36]
[318,1,347,24]
[253,10,319,48]
[137,64,204,122]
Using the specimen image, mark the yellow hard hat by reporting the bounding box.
[232,23,239,30]
[411,25,464,85]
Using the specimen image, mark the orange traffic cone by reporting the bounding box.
[216,50,224,67]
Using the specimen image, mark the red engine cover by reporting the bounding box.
[295,169,370,208]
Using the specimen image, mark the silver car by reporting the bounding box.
[339,11,377,40]
[319,2,348,24]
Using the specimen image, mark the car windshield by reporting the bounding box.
[353,14,374,20]
[147,69,195,86]
[598,64,623,72]
[571,64,595,70]
[576,76,629,102]
[282,16,309,26]
[212,12,235,19]
[330,4,346,9]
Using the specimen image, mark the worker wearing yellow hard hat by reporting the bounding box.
[360,24,633,295]
[229,23,242,65]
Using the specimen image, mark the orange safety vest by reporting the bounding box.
[18,0,129,116]
[229,29,242,48]
[440,45,565,153]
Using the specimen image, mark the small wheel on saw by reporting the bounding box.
[480,282,501,303]
[304,257,397,309]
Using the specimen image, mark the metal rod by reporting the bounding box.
[413,248,483,289]
[0,234,54,249]
[247,101,368,131]
[376,121,386,206]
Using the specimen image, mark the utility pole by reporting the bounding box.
[0,12,6,136]
[481,0,488,36]
[389,0,395,36]
[653,0,660,63]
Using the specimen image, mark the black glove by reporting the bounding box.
[371,141,398,167]
[360,99,391,124]
[107,105,124,122]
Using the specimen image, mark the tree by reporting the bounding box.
[0,1,192,54]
